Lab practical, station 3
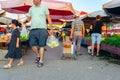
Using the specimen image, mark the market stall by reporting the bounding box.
[81,8,120,56]
[84,23,120,56]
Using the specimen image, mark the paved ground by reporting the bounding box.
[0,44,120,80]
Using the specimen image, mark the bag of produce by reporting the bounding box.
[47,35,59,48]
[20,25,29,41]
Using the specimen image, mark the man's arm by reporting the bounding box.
[46,14,53,35]
[82,24,85,38]
[23,16,31,24]
[70,26,74,39]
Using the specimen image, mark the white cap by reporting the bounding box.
[75,14,79,16]
[74,14,79,18]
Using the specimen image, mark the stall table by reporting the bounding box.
[0,38,8,60]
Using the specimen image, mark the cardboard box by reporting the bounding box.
[63,47,71,54]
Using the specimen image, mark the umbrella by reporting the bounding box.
[0,0,76,24]
[103,0,120,17]
[0,16,12,24]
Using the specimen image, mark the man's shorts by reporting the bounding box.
[91,33,101,44]
[29,29,48,47]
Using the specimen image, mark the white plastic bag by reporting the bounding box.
[47,35,59,48]
[20,25,29,41]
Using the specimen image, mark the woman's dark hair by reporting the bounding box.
[11,19,21,27]
[96,15,101,19]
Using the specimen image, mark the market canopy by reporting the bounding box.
[80,11,87,15]
[87,10,108,17]
[82,10,110,24]
[103,0,120,17]
[0,0,76,24]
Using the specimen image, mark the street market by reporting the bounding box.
[0,0,120,80]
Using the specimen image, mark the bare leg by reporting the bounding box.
[17,58,24,66]
[4,58,14,68]
[91,44,94,56]
[8,58,14,65]
[37,47,44,67]
[39,47,45,63]
[19,58,24,62]
[32,46,39,57]
[96,44,100,56]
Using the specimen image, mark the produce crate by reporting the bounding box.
[63,44,72,54]
[61,42,77,60]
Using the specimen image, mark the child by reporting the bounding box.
[4,19,24,69]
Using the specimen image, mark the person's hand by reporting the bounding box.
[49,28,53,35]
[20,20,28,26]
[19,21,24,25]
[16,44,19,48]
[70,35,73,39]
[82,34,84,38]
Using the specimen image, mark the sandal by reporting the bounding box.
[96,54,99,57]
[91,53,94,56]
[17,61,24,66]
[3,64,11,69]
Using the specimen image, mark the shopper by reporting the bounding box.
[70,14,85,54]
[23,0,53,67]
[91,15,103,56]
[4,19,24,69]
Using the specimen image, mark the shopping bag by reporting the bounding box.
[20,25,29,41]
[47,35,59,48]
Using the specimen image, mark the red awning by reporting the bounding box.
[1,0,76,24]
[3,5,74,24]
[80,11,87,15]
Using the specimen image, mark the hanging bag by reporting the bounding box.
[47,35,59,48]
[20,25,29,41]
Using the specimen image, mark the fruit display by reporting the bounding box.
[63,44,71,48]
[63,40,72,48]
[0,35,10,42]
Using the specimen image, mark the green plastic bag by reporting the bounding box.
[20,25,29,41]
